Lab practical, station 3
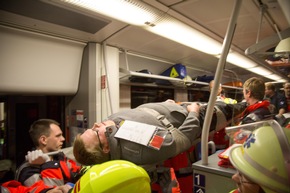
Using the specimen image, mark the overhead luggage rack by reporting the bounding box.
[119,68,243,90]
[244,0,290,79]
[120,68,208,87]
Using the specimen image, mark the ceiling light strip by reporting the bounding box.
[60,0,285,81]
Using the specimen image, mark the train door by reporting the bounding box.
[5,96,64,168]
[0,97,7,160]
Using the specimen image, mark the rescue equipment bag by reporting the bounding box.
[156,63,187,85]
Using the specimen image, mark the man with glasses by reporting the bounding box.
[73,98,248,165]
[73,101,201,166]
[229,121,290,193]
[16,119,83,193]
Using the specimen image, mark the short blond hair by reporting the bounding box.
[243,77,265,100]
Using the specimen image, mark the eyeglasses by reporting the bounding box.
[238,172,256,184]
[93,129,104,151]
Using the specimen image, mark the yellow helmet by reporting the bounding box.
[229,120,290,193]
[73,160,151,193]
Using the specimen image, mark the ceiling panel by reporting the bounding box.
[0,0,289,82]
[0,0,111,34]
[160,0,285,50]
[156,0,290,79]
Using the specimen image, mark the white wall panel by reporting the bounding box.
[0,26,86,94]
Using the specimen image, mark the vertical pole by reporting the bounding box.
[201,0,243,165]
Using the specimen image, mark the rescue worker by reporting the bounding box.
[73,99,246,166]
[209,80,237,104]
[15,119,83,193]
[264,82,287,117]
[1,181,72,193]
[283,82,290,112]
[218,77,271,146]
[156,147,194,193]
[239,77,272,124]
[1,160,156,193]
[209,80,238,150]
[218,78,275,168]
[229,120,290,193]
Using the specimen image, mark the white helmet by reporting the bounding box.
[229,120,290,193]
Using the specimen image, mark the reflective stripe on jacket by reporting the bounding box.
[16,152,81,190]
[1,180,54,193]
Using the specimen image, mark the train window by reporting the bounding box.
[131,86,174,108]
[188,90,210,102]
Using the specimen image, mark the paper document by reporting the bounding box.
[115,120,157,146]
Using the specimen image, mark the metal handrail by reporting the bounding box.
[201,0,242,165]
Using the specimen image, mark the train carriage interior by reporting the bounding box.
[0,0,290,192]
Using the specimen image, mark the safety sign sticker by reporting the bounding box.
[170,67,179,77]
[194,173,205,193]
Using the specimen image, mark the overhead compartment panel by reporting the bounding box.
[0,25,86,95]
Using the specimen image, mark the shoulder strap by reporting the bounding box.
[137,107,174,130]
[15,162,40,181]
